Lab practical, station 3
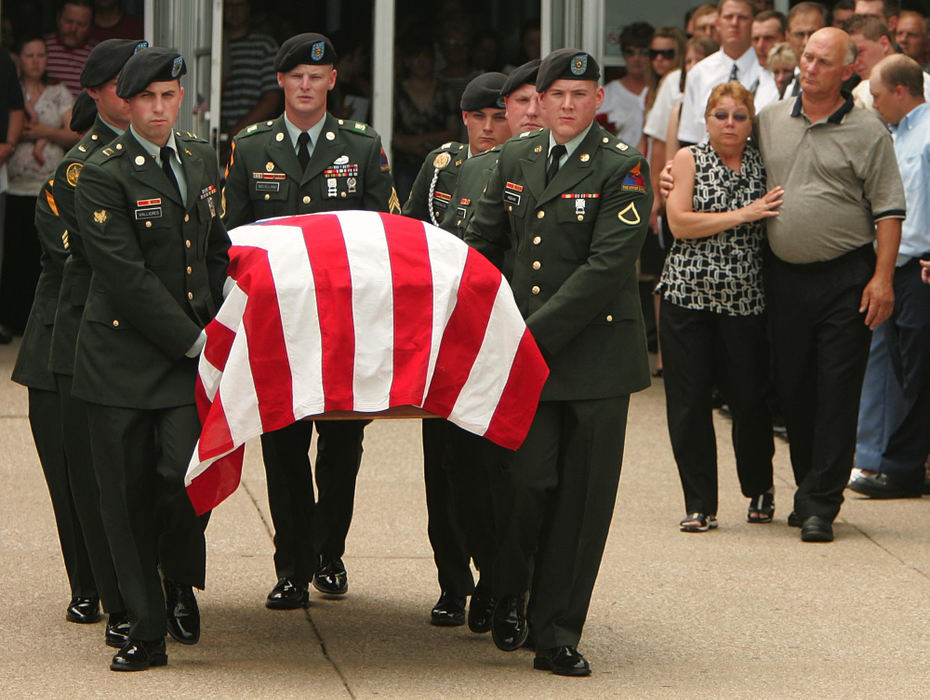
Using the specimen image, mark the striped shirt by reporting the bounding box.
[44,33,98,98]
[221,32,281,134]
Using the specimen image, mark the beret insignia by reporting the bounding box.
[171,55,183,78]
[311,41,325,61]
[134,40,149,54]
[571,54,587,75]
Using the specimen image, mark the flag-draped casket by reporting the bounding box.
[184,211,549,514]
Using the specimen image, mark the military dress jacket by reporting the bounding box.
[49,116,119,376]
[439,145,500,238]
[73,129,230,409]
[402,141,468,227]
[11,179,67,391]
[223,112,398,228]
[464,124,653,401]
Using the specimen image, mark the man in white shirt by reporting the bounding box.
[847,14,930,110]
[678,0,779,145]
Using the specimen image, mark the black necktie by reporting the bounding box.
[297,132,310,171]
[160,146,181,198]
[546,144,566,185]
[729,63,738,82]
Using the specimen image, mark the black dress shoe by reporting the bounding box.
[491,594,528,651]
[430,592,466,626]
[848,471,923,499]
[164,579,200,645]
[266,578,310,610]
[533,646,591,676]
[110,638,167,672]
[66,596,101,623]
[313,556,348,596]
[106,612,131,648]
[467,593,496,633]
[801,515,834,543]
[787,511,802,528]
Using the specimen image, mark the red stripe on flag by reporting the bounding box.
[302,215,356,411]
[383,215,432,406]
[196,390,236,460]
[187,448,244,515]
[482,330,549,450]
[237,246,296,431]
[423,246,500,417]
[202,317,235,376]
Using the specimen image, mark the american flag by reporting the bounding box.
[185,211,549,515]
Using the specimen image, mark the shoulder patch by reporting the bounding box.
[65,162,83,186]
[237,121,274,139]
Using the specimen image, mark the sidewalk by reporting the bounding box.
[1,339,928,698]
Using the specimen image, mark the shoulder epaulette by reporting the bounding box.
[100,146,122,160]
[237,120,275,139]
[598,132,634,155]
[337,119,377,137]
[176,130,207,143]
[518,128,545,139]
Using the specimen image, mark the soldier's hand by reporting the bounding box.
[920,260,930,285]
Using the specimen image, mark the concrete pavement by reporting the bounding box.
[1,338,928,698]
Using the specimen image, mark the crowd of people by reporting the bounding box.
[2,0,930,682]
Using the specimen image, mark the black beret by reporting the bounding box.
[69,90,97,132]
[460,72,508,111]
[501,59,540,97]
[81,38,149,88]
[536,49,600,92]
[274,33,338,73]
[116,47,187,98]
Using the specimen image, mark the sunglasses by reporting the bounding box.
[711,111,750,122]
[649,48,676,60]
[622,47,651,57]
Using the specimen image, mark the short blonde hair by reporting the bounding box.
[704,81,756,120]
[767,41,798,69]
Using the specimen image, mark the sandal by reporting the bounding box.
[747,490,775,523]
[679,513,718,532]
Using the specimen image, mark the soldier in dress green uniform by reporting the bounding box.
[464,49,652,677]
[223,33,398,611]
[73,47,230,672]
[401,71,512,630]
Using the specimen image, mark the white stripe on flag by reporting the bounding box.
[217,317,261,447]
[449,278,523,435]
[339,211,395,411]
[422,223,469,404]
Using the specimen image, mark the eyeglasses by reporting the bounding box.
[711,111,749,122]
[622,48,651,57]
[649,48,676,60]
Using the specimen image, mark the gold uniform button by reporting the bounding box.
[112,319,119,327]
[185,239,191,248]
[536,210,545,219]
[302,195,311,204]
[340,191,346,198]
[184,213,190,222]
[187,291,194,300]
[91,134,98,140]
[531,285,540,295]
[264,193,270,200]
[606,314,613,322]
[145,221,152,228]
[186,266,192,274]
[577,214,584,221]
[533,236,541,245]
[508,205,513,212]
[532,261,541,270]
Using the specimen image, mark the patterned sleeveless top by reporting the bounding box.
[657,142,767,316]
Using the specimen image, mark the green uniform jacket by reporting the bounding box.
[464,124,653,401]
[11,179,67,390]
[439,145,500,237]
[73,129,230,409]
[223,113,398,228]
[402,141,468,227]
[49,117,119,376]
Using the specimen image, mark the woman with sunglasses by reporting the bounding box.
[598,22,654,149]
[658,82,783,533]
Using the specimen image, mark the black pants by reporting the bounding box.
[0,194,41,333]
[28,387,96,601]
[493,396,629,650]
[765,246,874,522]
[877,256,930,487]
[660,300,774,515]
[86,402,205,641]
[55,374,123,613]
[260,419,365,583]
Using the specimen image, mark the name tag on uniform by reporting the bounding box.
[255,181,280,192]
[135,207,163,220]
[504,182,523,206]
